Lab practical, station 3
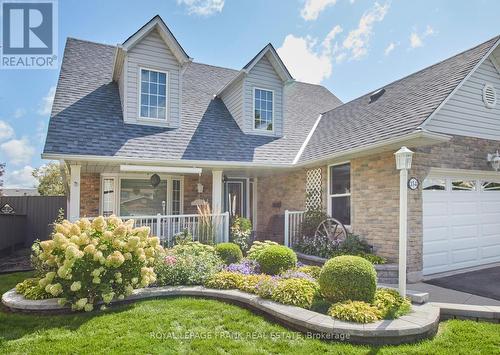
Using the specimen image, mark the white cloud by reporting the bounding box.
[321,25,343,55]
[342,2,390,60]
[14,108,26,119]
[0,120,14,142]
[37,86,56,116]
[301,0,338,21]
[278,33,335,84]
[410,25,435,48]
[384,42,396,55]
[3,165,38,188]
[177,0,224,16]
[0,138,35,165]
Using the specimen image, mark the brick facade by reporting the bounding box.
[183,173,213,214]
[80,173,100,217]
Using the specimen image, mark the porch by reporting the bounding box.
[65,161,262,244]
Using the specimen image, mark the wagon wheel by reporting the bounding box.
[314,218,348,243]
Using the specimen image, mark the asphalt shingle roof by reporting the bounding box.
[43,38,342,165]
[299,35,500,163]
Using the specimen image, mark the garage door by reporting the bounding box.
[423,175,500,275]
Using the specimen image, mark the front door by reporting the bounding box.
[224,179,247,218]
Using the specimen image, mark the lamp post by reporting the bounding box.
[394,146,414,297]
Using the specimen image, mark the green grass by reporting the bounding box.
[1,272,499,354]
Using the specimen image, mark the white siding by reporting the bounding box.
[426,55,500,140]
[220,75,244,131]
[243,55,284,137]
[123,29,181,127]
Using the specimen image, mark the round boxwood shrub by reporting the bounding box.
[319,255,377,303]
[215,243,243,265]
[256,245,297,275]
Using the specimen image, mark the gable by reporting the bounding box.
[425,53,500,141]
[121,29,181,127]
[243,54,284,136]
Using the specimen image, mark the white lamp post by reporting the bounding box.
[394,146,414,297]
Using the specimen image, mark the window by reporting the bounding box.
[172,179,182,215]
[119,179,167,216]
[482,181,500,191]
[254,88,273,131]
[140,69,167,119]
[451,180,476,191]
[423,178,446,191]
[102,178,115,217]
[329,163,351,225]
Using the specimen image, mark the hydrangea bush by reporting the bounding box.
[28,216,163,311]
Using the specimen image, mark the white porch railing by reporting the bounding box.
[91,212,230,247]
[284,210,305,249]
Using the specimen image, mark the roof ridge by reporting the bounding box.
[321,34,500,115]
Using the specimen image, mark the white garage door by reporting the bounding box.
[423,175,500,275]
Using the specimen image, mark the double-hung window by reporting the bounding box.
[254,88,273,131]
[328,163,351,225]
[140,68,167,120]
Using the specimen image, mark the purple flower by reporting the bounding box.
[225,259,260,275]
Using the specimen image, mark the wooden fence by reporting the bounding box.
[0,196,66,251]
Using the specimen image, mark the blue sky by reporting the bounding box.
[0,0,499,188]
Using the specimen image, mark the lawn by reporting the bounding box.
[1,272,499,354]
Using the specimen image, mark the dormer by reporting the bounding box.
[112,16,192,127]
[217,44,293,137]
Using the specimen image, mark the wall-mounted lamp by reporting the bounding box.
[487,151,500,171]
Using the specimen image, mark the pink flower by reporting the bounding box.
[164,255,177,266]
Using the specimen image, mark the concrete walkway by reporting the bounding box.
[408,282,500,306]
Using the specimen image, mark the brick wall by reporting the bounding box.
[183,173,213,214]
[80,173,100,217]
[350,152,400,264]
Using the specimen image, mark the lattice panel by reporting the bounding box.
[305,168,322,210]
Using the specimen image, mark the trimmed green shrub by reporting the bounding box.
[215,243,243,265]
[256,245,297,275]
[15,278,51,300]
[204,271,244,289]
[328,301,382,323]
[373,288,412,319]
[237,274,272,294]
[271,278,319,309]
[247,240,279,260]
[295,265,322,280]
[319,255,377,303]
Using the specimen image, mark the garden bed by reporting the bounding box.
[2,285,440,345]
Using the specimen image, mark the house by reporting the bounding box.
[43,15,500,282]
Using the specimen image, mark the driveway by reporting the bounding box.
[424,266,500,301]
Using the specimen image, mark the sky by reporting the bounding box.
[0,0,499,188]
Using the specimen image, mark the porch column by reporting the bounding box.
[69,164,81,221]
[212,170,223,214]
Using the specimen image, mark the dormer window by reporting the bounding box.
[140,68,168,120]
[254,88,273,131]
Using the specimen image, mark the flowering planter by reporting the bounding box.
[2,286,439,345]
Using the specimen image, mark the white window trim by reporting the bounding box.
[327,161,351,227]
[252,87,275,134]
[100,173,183,216]
[100,176,117,216]
[138,66,169,121]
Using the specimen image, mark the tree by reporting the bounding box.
[32,162,66,196]
[0,163,4,196]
